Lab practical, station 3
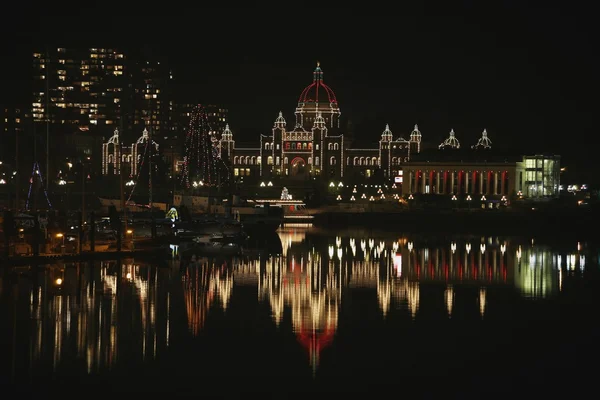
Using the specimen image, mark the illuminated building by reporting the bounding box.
[101,103,228,177]
[402,129,561,200]
[219,63,422,182]
[101,127,159,176]
[32,48,170,176]
[0,107,26,162]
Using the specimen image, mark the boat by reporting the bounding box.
[173,215,244,239]
[232,203,284,234]
[221,197,284,233]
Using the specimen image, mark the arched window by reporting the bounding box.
[315,157,320,166]
[292,143,296,150]
[297,142,301,149]
[334,143,339,150]
[372,157,378,166]
[251,156,256,165]
[302,142,307,149]
[308,143,313,150]
[392,157,397,165]
[285,142,290,150]
[330,156,336,165]
[267,156,273,165]
[308,157,312,165]
[360,157,365,166]
[234,156,239,164]
[257,156,262,164]
[316,144,319,150]
[328,143,333,150]
[284,157,288,165]
[264,142,270,150]
[353,157,359,165]
[108,155,113,163]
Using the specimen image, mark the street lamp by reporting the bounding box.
[126,229,134,250]
[56,233,65,254]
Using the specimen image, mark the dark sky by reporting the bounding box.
[2,4,597,181]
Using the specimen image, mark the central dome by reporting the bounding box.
[295,63,341,131]
[298,62,338,105]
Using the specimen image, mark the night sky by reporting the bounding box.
[1,4,597,182]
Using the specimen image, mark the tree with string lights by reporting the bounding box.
[180,104,229,189]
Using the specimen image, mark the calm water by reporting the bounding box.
[1,225,599,396]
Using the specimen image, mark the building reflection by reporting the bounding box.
[5,227,588,379]
[182,258,233,336]
[26,259,171,375]
[219,228,583,372]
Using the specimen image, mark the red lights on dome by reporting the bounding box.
[298,63,338,105]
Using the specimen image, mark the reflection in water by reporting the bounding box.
[182,260,233,336]
[12,260,171,378]
[1,226,593,383]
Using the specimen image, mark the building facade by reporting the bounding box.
[101,103,229,178]
[220,63,422,182]
[101,127,159,177]
[401,129,561,201]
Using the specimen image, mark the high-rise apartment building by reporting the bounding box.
[204,104,229,138]
[31,48,174,180]
[32,48,127,130]
[0,107,27,162]
[131,60,171,138]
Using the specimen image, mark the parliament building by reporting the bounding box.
[219,63,422,183]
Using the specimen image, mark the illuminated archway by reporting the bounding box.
[290,157,307,177]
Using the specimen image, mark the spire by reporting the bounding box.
[222,123,233,141]
[410,124,422,143]
[381,124,393,141]
[439,129,460,149]
[274,111,286,128]
[313,62,323,82]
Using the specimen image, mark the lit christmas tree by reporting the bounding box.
[281,187,292,200]
[180,105,229,188]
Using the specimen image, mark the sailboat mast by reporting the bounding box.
[15,122,19,210]
[119,119,127,234]
[148,126,153,210]
[45,46,50,190]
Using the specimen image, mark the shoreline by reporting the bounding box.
[311,207,599,238]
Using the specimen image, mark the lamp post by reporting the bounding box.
[56,232,65,254]
[126,229,134,250]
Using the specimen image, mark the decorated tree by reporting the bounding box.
[180,105,229,188]
[281,187,292,200]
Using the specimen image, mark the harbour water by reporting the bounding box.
[1,224,599,396]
